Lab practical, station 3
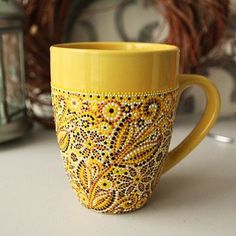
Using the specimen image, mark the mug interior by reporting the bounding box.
[53,42,178,53]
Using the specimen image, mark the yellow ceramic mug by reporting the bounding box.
[51,42,220,214]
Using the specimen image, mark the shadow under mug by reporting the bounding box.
[51,42,220,214]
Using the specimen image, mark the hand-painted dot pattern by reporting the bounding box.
[52,87,178,214]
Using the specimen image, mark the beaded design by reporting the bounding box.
[52,87,178,214]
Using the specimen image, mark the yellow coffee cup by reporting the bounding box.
[51,42,220,214]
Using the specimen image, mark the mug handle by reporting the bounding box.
[162,74,220,173]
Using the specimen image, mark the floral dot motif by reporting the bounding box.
[68,95,82,112]
[79,112,96,131]
[52,87,178,214]
[130,108,141,121]
[97,121,113,135]
[99,179,112,190]
[143,98,161,122]
[102,101,121,122]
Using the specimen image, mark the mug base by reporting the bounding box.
[75,192,151,215]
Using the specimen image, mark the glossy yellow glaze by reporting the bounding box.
[50,42,179,92]
[51,42,220,213]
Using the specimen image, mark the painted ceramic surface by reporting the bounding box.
[52,87,178,213]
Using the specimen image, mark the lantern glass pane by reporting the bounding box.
[2,31,25,121]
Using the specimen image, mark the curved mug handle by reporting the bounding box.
[162,74,220,173]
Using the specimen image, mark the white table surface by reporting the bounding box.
[1,119,236,236]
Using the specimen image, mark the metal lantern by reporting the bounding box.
[0,0,31,143]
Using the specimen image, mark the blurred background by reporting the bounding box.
[0,0,235,144]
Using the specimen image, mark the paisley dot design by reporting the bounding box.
[52,87,178,214]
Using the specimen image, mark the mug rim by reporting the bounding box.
[51,41,179,92]
[51,42,179,54]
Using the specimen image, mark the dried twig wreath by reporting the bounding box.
[157,0,229,72]
[19,0,229,127]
